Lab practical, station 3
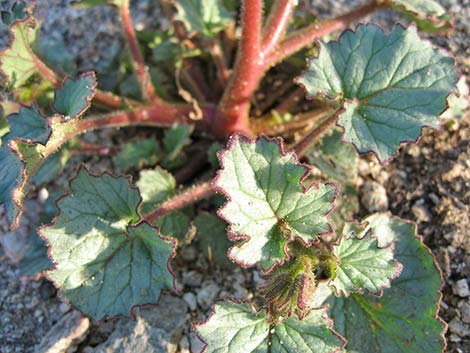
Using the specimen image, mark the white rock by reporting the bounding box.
[360,181,388,212]
[183,292,197,312]
[454,279,470,298]
[197,283,219,310]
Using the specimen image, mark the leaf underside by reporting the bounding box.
[324,214,445,353]
[39,168,176,320]
[196,301,345,353]
[330,227,401,296]
[214,135,336,271]
[297,24,458,163]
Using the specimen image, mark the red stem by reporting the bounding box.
[119,0,156,101]
[144,182,214,223]
[211,0,263,138]
[261,0,297,56]
[265,0,385,67]
[292,114,337,156]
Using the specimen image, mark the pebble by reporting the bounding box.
[454,279,470,298]
[412,200,432,222]
[183,292,198,312]
[182,271,203,287]
[448,317,470,337]
[197,282,220,310]
[459,301,470,323]
[360,181,389,212]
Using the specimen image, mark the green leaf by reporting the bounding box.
[214,135,336,271]
[1,1,28,26]
[137,167,176,215]
[38,36,77,76]
[115,138,161,171]
[384,0,451,32]
[329,225,402,296]
[195,211,232,268]
[0,19,39,89]
[19,230,52,277]
[53,72,97,119]
[155,212,190,243]
[32,147,70,186]
[161,124,191,169]
[324,214,445,353]
[297,24,458,163]
[175,0,232,39]
[39,168,176,320]
[0,106,50,226]
[196,301,346,353]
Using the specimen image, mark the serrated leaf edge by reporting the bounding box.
[328,226,404,298]
[295,23,461,165]
[36,164,178,322]
[52,71,98,119]
[212,133,338,273]
[193,297,348,353]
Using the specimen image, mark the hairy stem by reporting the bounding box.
[211,0,263,138]
[119,0,156,101]
[261,0,297,56]
[265,0,385,67]
[144,181,214,223]
[292,113,338,156]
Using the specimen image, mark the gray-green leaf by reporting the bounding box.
[330,226,402,296]
[297,24,458,163]
[324,214,446,353]
[214,135,336,271]
[40,168,176,320]
[115,138,161,171]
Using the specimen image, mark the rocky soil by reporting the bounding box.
[0,1,469,353]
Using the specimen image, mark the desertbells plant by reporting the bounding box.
[0,0,463,352]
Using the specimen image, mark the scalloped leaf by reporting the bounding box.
[196,301,346,353]
[1,1,28,26]
[323,214,445,353]
[384,0,451,33]
[40,168,176,320]
[0,18,39,89]
[214,135,336,271]
[161,124,191,169]
[53,72,97,119]
[174,0,232,39]
[297,24,458,163]
[329,226,402,296]
[137,167,190,242]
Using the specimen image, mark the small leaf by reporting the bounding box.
[196,301,346,353]
[329,226,402,296]
[32,147,71,186]
[324,214,446,353]
[384,0,451,32]
[53,72,97,119]
[115,138,161,171]
[0,19,39,89]
[214,134,336,271]
[162,124,191,168]
[175,0,232,39]
[38,36,77,75]
[0,105,50,226]
[1,1,28,26]
[195,211,232,268]
[297,24,458,163]
[40,168,176,320]
[156,212,190,243]
[137,167,176,215]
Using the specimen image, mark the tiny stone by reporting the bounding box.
[197,283,219,310]
[454,279,470,297]
[59,303,71,314]
[360,181,388,212]
[182,271,203,288]
[450,334,462,343]
[252,270,263,286]
[448,317,470,337]
[412,201,432,222]
[459,301,470,324]
[183,292,197,312]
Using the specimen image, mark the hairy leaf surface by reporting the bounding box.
[40,169,175,320]
[196,301,345,353]
[324,214,445,353]
[330,227,401,296]
[175,0,232,39]
[214,135,336,270]
[297,24,457,163]
[116,138,161,171]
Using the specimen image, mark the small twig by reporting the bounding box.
[209,38,230,85]
[292,113,338,156]
[119,0,156,101]
[265,0,385,67]
[174,147,209,184]
[69,141,114,156]
[144,181,214,223]
[261,0,297,56]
